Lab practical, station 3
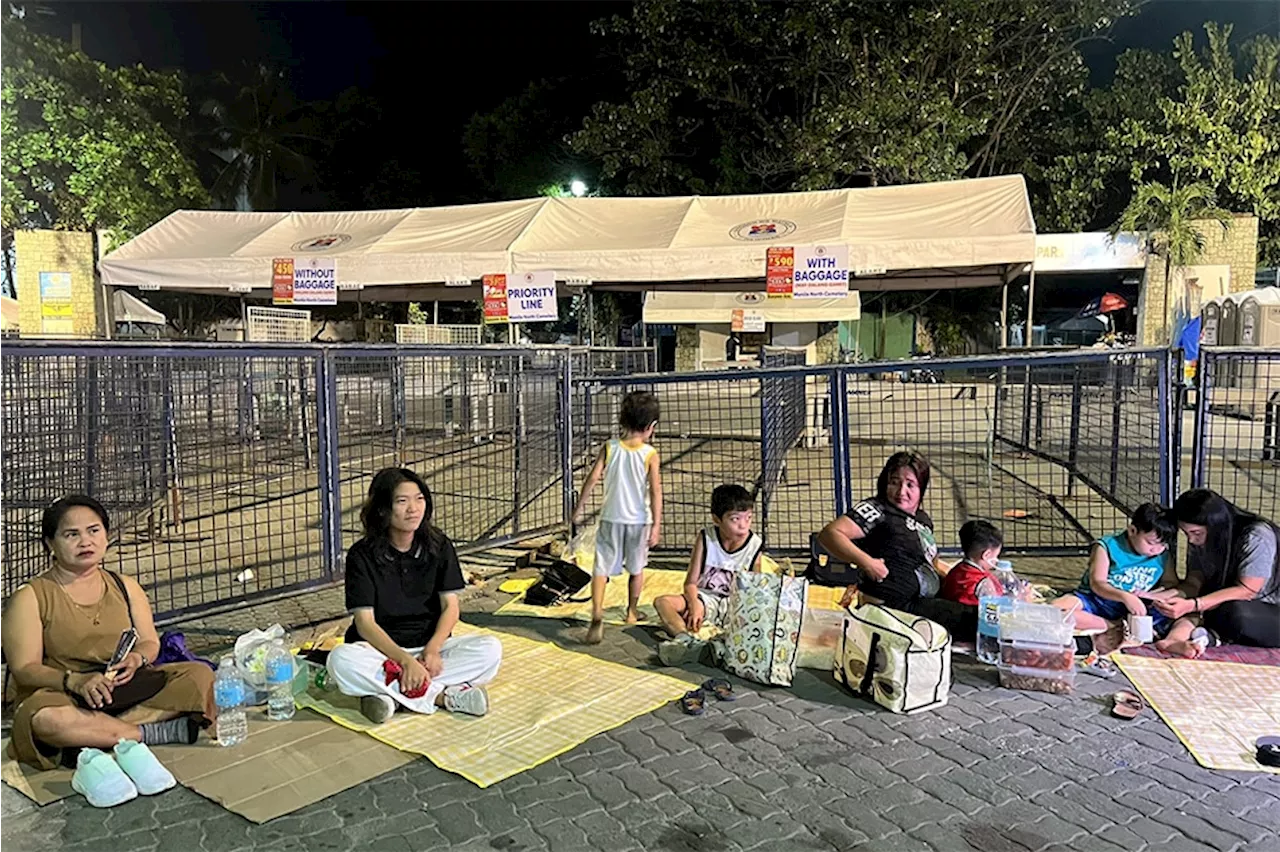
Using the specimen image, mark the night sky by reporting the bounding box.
[23,0,1280,208]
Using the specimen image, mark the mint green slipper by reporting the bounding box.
[113,740,176,795]
[71,748,138,807]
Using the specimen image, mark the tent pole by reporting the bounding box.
[588,290,596,347]
[240,295,247,341]
[433,300,439,325]
[1000,267,1009,349]
[1025,268,1036,348]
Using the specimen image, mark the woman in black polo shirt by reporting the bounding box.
[818,452,967,632]
[326,468,502,723]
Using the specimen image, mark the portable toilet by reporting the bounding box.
[1220,296,1239,346]
[1201,298,1222,346]
[1243,288,1280,346]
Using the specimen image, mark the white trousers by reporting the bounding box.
[326,634,502,714]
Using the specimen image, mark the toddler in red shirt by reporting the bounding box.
[941,520,1005,606]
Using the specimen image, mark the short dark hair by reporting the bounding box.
[361,467,433,541]
[619,391,660,434]
[875,451,931,503]
[1130,502,1176,545]
[959,520,1003,558]
[711,484,754,518]
[41,495,111,554]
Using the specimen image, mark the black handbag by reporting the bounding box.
[523,557,592,606]
[804,532,862,587]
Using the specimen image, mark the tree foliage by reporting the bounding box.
[0,20,207,241]
[570,0,1138,196]
[1042,23,1280,263]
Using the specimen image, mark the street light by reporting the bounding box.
[570,179,588,198]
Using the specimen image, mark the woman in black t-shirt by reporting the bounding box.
[818,453,965,630]
[325,468,502,724]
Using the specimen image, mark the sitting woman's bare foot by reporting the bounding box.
[624,610,647,625]
[1159,639,1203,659]
[585,619,605,644]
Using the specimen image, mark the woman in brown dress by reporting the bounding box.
[3,496,216,769]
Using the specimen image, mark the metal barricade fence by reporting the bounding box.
[1,341,571,620]
[9,341,1261,620]
[1193,348,1280,523]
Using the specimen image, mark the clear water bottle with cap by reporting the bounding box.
[214,656,248,747]
[265,642,296,721]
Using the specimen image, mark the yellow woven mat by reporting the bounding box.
[495,564,844,623]
[1113,653,1280,774]
[296,625,692,788]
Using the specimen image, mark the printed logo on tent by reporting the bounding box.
[291,233,352,252]
[729,219,797,242]
[736,292,766,305]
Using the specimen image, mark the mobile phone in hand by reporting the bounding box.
[106,628,139,676]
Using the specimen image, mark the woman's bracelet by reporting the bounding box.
[1194,597,1201,613]
[62,670,72,693]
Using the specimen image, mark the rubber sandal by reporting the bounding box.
[700,678,737,701]
[1257,736,1280,768]
[679,689,707,716]
[1079,652,1117,679]
[1111,690,1145,720]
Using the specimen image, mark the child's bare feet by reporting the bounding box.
[1156,638,1203,659]
[585,619,604,644]
[1094,621,1126,655]
[624,610,647,625]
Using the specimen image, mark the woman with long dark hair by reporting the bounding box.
[1152,489,1280,655]
[3,496,214,804]
[325,468,502,723]
[818,452,966,631]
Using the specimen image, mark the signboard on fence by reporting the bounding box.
[482,271,558,323]
[732,308,766,332]
[38,272,74,335]
[272,257,337,305]
[765,245,849,299]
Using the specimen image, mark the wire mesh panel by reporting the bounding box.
[1,344,328,618]
[395,324,483,345]
[329,348,569,560]
[759,348,826,548]
[247,306,311,342]
[1195,348,1280,522]
[988,350,1170,552]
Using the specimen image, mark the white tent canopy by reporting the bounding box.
[100,175,1035,297]
[644,291,860,323]
[112,290,167,325]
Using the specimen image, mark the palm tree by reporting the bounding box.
[197,65,324,211]
[1112,179,1232,344]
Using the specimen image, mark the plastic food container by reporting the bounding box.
[998,663,1075,695]
[999,603,1074,647]
[999,639,1074,671]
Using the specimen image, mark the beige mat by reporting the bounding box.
[1114,654,1280,774]
[2,712,417,822]
[496,565,845,624]
[297,624,693,788]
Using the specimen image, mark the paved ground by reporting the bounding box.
[5,555,1280,852]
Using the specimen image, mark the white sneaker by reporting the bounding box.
[359,694,397,724]
[442,684,489,716]
[71,748,138,808]
[113,739,176,795]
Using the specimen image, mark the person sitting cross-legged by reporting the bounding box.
[326,468,502,723]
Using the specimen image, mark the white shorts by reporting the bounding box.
[594,521,650,577]
[697,591,731,630]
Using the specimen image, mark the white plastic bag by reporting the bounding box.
[568,524,597,571]
[234,624,291,704]
[834,605,951,714]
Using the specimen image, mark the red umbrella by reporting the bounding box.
[1078,293,1129,318]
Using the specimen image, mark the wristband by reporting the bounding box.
[1194,598,1201,613]
[62,670,72,693]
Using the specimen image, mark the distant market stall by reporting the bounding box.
[99,174,1037,338]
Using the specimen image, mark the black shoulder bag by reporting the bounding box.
[69,572,169,715]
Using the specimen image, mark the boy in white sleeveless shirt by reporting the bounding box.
[654,484,763,666]
[572,391,663,645]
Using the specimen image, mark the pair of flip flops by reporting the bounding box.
[1257,736,1280,768]
[1111,690,1145,719]
[678,679,737,715]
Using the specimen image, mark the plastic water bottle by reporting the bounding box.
[265,642,296,721]
[214,657,248,747]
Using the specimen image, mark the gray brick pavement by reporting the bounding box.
[5,577,1280,852]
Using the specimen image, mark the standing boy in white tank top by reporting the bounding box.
[572,391,663,645]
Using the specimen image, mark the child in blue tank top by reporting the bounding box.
[1052,503,1178,640]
